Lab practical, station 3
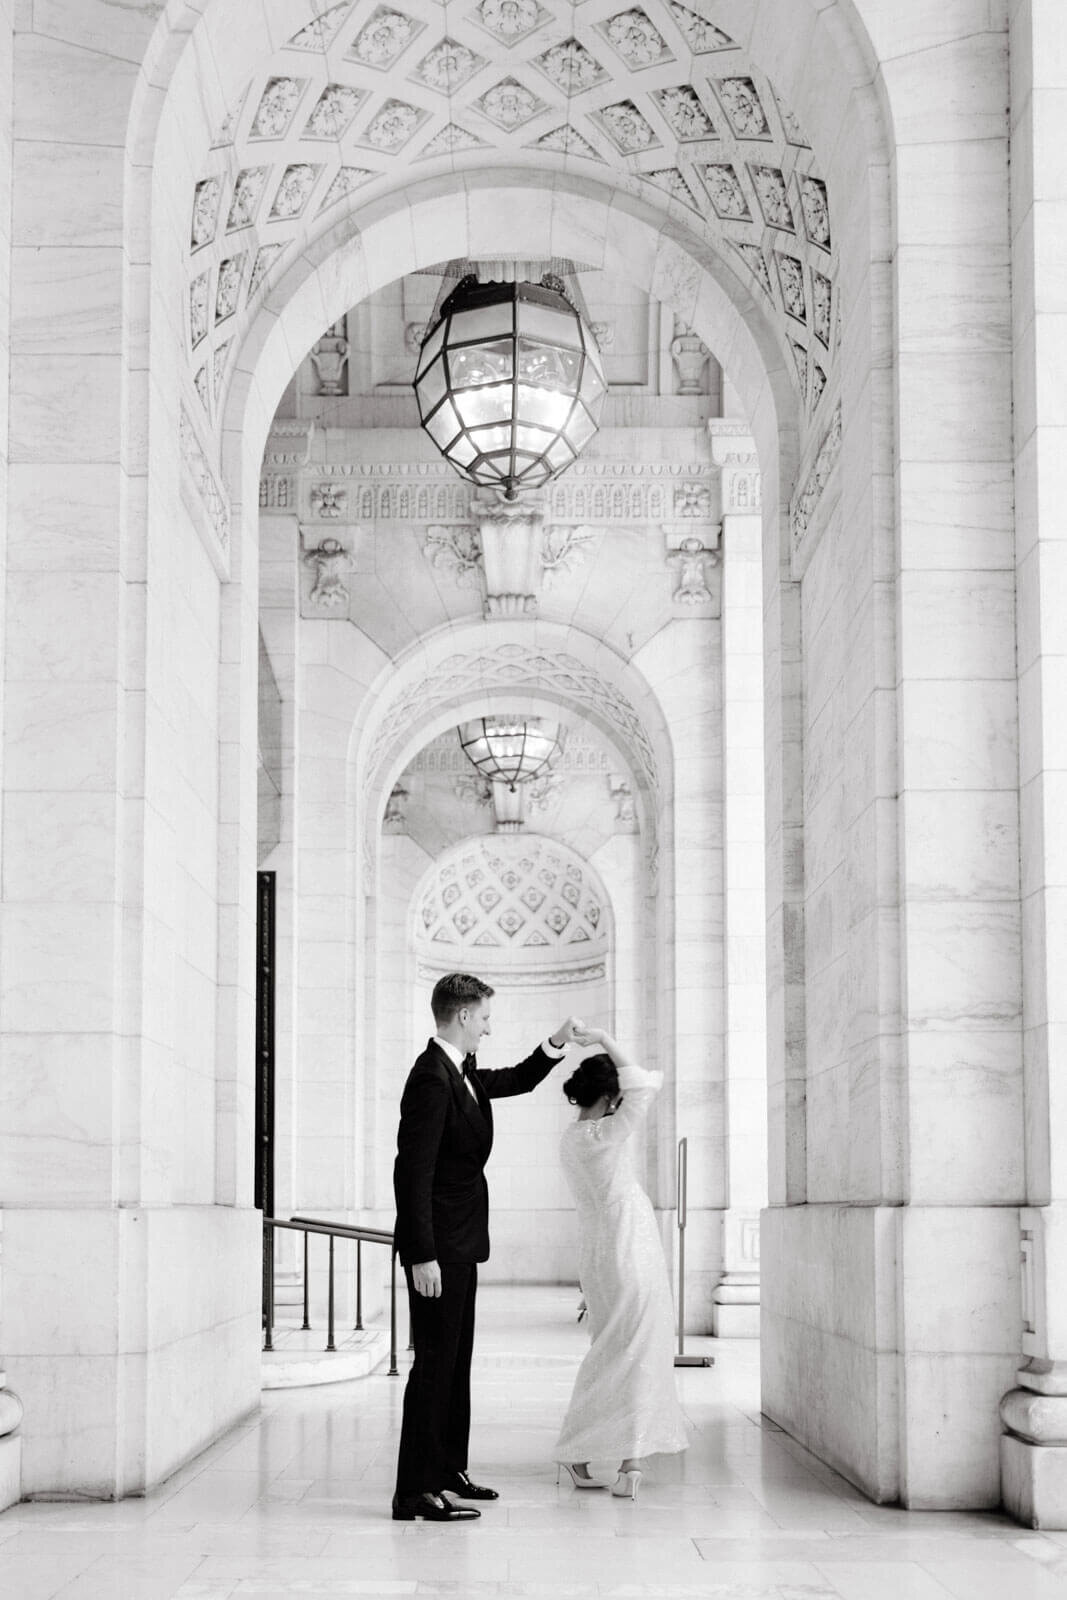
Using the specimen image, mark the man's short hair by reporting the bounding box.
[431,972,495,1025]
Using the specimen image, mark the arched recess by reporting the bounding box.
[281,616,677,1243]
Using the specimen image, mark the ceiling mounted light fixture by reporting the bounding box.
[413,275,606,501]
[457,716,562,791]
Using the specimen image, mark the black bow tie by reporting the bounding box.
[462,1054,476,1078]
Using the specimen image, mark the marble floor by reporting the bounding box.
[2,1286,1067,1599]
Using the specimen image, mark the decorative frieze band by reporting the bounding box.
[261,449,721,526]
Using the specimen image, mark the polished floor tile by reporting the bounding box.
[1,1286,1066,1600]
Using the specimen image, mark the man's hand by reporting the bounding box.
[412,1260,442,1298]
[549,1016,585,1049]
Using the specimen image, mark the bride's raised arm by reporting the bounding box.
[572,1027,663,1138]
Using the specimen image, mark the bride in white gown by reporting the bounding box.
[554,1027,688,1500]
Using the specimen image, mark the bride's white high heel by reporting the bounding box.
[557,1462,605,1489]
[611,1469,642,1500]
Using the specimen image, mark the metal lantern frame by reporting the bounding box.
[457,716,562,792]
[413,275,606,501]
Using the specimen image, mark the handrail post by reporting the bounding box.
[355,1238,363,1331]
[263,1219,275,1353]
[389,1251,399,1376]
[673,1136,713,1369]
[302,1231,310,1331]
[326,1234,336,1352]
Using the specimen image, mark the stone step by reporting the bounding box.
[261,1327,392,1389]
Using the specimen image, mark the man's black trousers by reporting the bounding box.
[394,1261,477,1496]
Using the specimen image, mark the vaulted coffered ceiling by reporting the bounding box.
[186,0,837,435]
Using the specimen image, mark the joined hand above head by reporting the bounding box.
[572,1025,610,1049]
[549,1015,586,1049]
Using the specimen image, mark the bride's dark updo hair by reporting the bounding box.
[563,1052,619,1107]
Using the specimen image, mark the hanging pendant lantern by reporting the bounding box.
[457,716,562,791]
[413,275,606,501]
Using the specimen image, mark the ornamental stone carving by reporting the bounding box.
[310,484,349,518]
[189,273,210,347]
[700,163,750,221]
[667,2,735,53]
[384,783,410,830]
[302,535,353,608]
[362,99,422,152]
[645,169,700,210]
[305,84,364,139]
[751,165,794,231]
[534,38,606,93]
[601,8,671,69]
[416,37,482,91]
[776,254,806,322]
[227,167,269,231]
[251,77,306,139]
[791,400,842,558]
[673,480,712,518]
[477,0,541,36]
[731,242,772,297]
[598,99,658,153]
[215,256,244,323]
[531,124,601,160]
[421,123,488,156]
[667,534,719,607]
[191,178,222,250]
[654,85,715,141]
[670,327,710,394]
[287,3,352,50]
[180,404,230,556]
[270,164,320,219]
[423,524,483,585]
[476,77,543,129]
[249,244,283,298]
[800,176,831,250]
[812,273,832,346]
[319,168,375,212]
[715,76,770,138]
[310,337,349,397]
[349,7,419,68]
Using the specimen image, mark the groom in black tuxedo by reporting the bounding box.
[391,971,578,1522]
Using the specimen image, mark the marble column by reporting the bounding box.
[713,495,767,1337]
[999,0,1067,1528]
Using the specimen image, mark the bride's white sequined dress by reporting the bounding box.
[555,1063,689,1463]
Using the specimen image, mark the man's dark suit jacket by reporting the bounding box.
[393,1039,558,1266]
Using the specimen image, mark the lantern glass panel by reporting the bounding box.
[516,385,572,430]
[517,340,581,390]
[449,435,479,467]
[568,404,597,449]
[547,437,575,469]
[454,383,514,429]
[580,362,606,404]
[470,423,512,453]
[448,303,515,345]
[513,422,556,456]
[449,340,514,387]
[517,300,582,346]
[417,321,445,369]
[424,396,461,448]
[415,355,447,414]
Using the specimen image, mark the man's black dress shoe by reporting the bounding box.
[440,1470,499,1501]
[391,1491,480,1522]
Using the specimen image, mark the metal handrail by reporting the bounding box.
[262,1214,399,1376]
